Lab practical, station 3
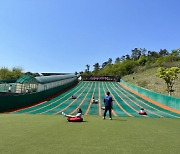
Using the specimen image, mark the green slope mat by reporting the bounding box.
[13,81,180,118]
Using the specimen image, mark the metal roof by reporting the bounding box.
[16,75,37,84]
[35,74,76,84]
[16,74,77,84]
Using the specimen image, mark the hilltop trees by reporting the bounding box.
[115,57,121,63]
[85,64,90,72]
[0,67,42,80]
[0,67,24,80]
[81,48,180,79]
[80,48,180,98]
[131,48,141,59]
[159,49,169,56]
[93,63,100,75]
[82,64,92,76]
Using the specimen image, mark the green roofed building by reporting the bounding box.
[16,75,38,93]
[0,73,79,112]
[35,74,78,92]
[15,74,78,93]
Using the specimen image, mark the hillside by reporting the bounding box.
[122,65,180,98]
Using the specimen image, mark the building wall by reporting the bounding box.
[37,77,76,92]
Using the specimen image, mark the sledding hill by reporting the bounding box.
[12,81,180,118]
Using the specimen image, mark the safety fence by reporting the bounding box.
[120,80,180,110]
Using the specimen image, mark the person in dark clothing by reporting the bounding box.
[92,97,99,104]
[103,91,113,120]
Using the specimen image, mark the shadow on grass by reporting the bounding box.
[111,119,127,122]
[66,120,88,123]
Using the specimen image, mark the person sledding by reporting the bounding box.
[139,108,147,115]
[62,108,83,122]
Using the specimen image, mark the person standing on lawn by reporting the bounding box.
[103,91,113,120]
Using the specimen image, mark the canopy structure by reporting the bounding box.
[16,75,38,93]
[16,75,37,84]
[14,74,78,93]
[35,74,76,84]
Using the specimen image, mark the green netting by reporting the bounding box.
[120,80,180,110]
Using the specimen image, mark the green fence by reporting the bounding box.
[0,80,78,112]
[0,79,17,83]
[120,80,180,110]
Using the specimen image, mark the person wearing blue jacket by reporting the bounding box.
[103,91,113,120]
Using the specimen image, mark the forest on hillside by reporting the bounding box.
[0,48,180,97]
[81,48,180,77]
[0,48,179,80]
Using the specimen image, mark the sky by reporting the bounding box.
[0,0,180,73]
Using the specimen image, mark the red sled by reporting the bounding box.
[67,117,83,122]
[139,112,147,115]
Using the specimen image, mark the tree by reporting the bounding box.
[125,54,131,60]
[107,58,112,64]
[170,49,180,61]
[85,64,90,72]
[159,49,168,57]
[140,48,147,56]
[120,55,126,62]
[79,71,83,75]
[148,51,159,58]
[115,57,120,63]
[0,67,24,80]
[156,67,180,96]
[131,48,141,59]
[137,56,148,66]
[171,49,180,57]
[0,67,11,80]
[93,63,100,71]
[102,61,108,68]
[12,67,24,79]
[25,72,33,76]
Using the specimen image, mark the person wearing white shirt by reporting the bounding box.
[62,108,82,118]
[92,97,99,104]
[139,108,147,115]
[8,85,12,92]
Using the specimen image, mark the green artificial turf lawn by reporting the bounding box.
[0,114,180,154]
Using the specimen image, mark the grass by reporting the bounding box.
[0,114,180,154]
[122,67,180,98]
